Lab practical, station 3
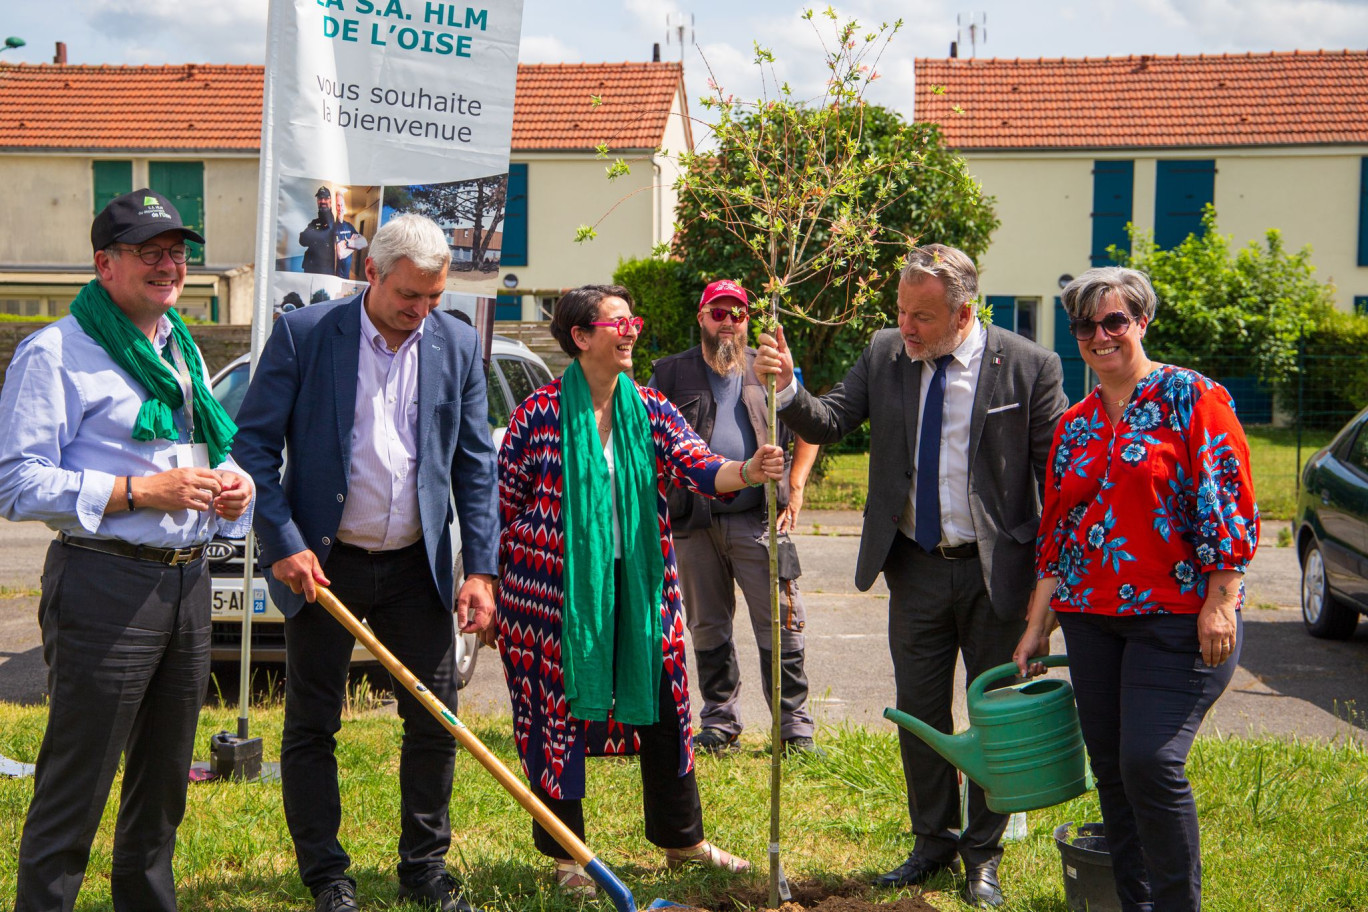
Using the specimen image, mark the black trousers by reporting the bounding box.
[882,532,1024,870]
[280,540,458,894]
[15,542,211,912]
[531,669,705,857]
[1059,610,1241,912]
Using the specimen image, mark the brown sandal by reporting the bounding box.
[555,859,598,898]
[664,841,751,873]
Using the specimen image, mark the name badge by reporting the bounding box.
[173,443,211,468]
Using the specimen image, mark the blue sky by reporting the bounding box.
[4,0,1367,121]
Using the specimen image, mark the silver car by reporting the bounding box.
[208,334,553,687]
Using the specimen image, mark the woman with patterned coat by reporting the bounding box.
[1014,267,1259,912]
[491,284,784,896]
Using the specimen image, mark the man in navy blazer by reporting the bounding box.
[234,214,497,912]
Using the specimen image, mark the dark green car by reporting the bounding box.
[1296,406,1368,639]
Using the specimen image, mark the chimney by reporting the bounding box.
[54,42,67,65]
[652,42,661,62]
[950,41,958,59]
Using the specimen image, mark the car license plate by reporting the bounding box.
[212,583,266,617]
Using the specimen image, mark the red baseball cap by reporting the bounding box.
[699,279,749,310]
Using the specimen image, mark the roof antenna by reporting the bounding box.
[666,12,694,61]
[957,12,987,59]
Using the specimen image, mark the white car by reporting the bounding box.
[207,333,553,687]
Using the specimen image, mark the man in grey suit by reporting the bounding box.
[234,214,497,912]
[755,244,1066,908]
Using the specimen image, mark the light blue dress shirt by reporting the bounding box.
[0,314,252,548]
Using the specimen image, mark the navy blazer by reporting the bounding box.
[233,292,499,618]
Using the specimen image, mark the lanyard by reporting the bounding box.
[165,334,197,443]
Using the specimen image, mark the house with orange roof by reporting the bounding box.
[915,50,1368,403]
[0,58,691,324]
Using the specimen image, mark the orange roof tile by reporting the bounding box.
[0,61,686,153]
[513,62,689,152]
[914,50,1368,151]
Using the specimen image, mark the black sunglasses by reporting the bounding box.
[1070,310,1134,341]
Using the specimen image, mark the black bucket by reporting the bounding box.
[1054,822,1120,912]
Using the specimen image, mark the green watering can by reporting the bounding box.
[883,655,1090,814]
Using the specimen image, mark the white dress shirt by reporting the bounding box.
[335,299,424,550]
[899,319,984,546]
[0,314,253,547]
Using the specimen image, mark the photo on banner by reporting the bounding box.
[253,0,527,357]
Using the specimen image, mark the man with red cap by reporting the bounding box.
[649,279,821,755]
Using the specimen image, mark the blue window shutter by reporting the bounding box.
[501,163,528,267]
[495,293,522,321]
[1354,296,1368,316]
[1358,158,1368,267]
[987,295,1015,331]
[1091,160,1133,266]
[1053,297,1087,404]
[1155,160,1215,250]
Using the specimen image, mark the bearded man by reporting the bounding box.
[648,279,820,756]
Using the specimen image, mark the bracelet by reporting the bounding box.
[740,458,762,487]
[125,476,136,512]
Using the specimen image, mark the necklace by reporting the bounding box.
[387,342,399,353]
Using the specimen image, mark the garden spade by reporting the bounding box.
[314,587,682,912]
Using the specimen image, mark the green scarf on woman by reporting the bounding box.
[559,359,666,725]
[68,279,237,466]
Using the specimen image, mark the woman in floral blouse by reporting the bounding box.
[1013,267,1258,912]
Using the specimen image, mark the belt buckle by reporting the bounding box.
[168,547,198,566]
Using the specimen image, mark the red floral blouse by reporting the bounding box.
[1036,365,1260,615]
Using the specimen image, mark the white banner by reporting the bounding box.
[251,0,525,358]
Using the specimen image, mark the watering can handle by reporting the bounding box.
[967,654,1069,703]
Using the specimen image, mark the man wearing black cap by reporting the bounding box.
[0,188,254,912]
[300,185,339,275]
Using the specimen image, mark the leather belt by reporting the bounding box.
[58,532,205,566]
[924,540,979,560]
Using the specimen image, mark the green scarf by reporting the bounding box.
[559,360,665,725]
[68,279,237,467]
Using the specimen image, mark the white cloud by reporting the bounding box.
[86,0,269,63]
[518,34,581,63]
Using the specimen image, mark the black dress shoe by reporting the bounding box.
[397,870,473,912]
[872,853,960,888]
[314,880,359,912]
[962,864,1005,908]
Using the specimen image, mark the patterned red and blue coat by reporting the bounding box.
[495,378,730,799]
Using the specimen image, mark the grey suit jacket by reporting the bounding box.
[233,293,499,619]
[779,324,1066,619]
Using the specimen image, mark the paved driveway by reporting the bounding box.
[1,514,1364,744]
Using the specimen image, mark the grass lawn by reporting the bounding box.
[806,425,1338,521]
[1,700,1364,911]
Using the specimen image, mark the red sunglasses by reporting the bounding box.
[705,307,749,324]
[586,316,644,336]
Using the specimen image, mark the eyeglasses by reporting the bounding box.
[586,316,645,336]
[705,307,749,324]
[1069,310,1134,341]
[114,243,189,266]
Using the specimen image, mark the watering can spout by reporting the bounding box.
[882,707,989,785]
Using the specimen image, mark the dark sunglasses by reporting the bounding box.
[586,316,644,336]
[1069,310,1134,341]
[705,306,749,324]
[114,242,189,265]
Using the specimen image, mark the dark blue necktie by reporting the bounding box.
[914,355,954,553]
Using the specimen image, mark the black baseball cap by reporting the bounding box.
[91,188,206,252]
